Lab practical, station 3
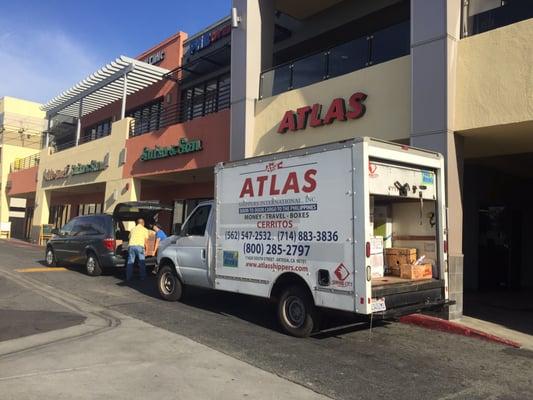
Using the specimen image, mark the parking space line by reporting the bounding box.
[15,267,68,273]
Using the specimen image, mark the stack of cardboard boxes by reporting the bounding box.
[384,248,432,280]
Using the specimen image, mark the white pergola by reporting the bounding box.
[41,55,170,146]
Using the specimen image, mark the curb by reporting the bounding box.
[0,239,43,249]
[399,313,522,348]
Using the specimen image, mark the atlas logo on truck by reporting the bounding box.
[239,166,317,198]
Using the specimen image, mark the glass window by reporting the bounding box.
[60,219,77,235]
[179,73,230,122]
[371,21,410,65]
[181,205,211,236]
[128,100,164,136]
[328,37,368,79]
[292,52,326,90]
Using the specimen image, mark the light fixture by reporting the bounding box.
[231,7,241,28]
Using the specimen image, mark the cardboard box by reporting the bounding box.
[400,263,433,280]
[369,236,384,278]
[387,265,401,277]
[385,248,417,268]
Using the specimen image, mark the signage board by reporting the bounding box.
[277,92,367,134]
[188,23,231,56]
[43,157,108,181]
[140,138,202,161]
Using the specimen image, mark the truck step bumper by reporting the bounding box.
[372,299,455,319]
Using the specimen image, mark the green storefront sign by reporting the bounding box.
[140,138,202,162]
[43,157,108,181]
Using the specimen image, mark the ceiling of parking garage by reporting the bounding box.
[462,120,533,159]
[276,0,345,19]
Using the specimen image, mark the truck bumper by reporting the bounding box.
[372,299,456,319]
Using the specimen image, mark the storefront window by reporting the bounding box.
[179,73,230,122]
[128,100,163,136]
[82,119,111,143]
[78,203,103,216]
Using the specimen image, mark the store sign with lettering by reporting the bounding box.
[43,158,108,181]
[277,92,367,134]
[144,50,165,65]
[188,23,231,55]
[140,138,202,161]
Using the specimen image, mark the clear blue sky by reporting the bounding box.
[0,0,230,103]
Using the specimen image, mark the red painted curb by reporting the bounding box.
[399,314,522,348]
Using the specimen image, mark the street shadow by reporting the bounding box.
[464,289,533,336]
[115,270,388,338]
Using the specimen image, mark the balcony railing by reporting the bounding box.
[48,130,111,153]
[129,84,230,137]
[259,21,410,99]
[462,0,533,37]
[10,153,40,172]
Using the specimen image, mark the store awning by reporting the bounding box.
[41,56,170,119]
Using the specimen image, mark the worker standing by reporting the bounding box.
[126,218,149,281]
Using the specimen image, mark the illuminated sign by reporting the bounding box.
[277,92,368,134]
[188,23,231,55]
[43,158,108,181]
[140,138,202,161]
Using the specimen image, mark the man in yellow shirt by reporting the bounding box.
[126,218,149,281]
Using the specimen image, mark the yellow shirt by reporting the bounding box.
[129,224,149,247]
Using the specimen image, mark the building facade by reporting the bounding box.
[0,96,45,238]
[229,0,533,319]
[5,0,533,319]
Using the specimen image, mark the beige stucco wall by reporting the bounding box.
[251,56,411,156]
[31,118,138,241]
[455,18,533,132]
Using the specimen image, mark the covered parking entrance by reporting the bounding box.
[136,167,215,235]
[461,123,533,335]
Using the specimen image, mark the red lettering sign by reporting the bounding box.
[239,168,318,198]
[277,92,367,134]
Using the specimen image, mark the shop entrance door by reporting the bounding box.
[477,206,522,290]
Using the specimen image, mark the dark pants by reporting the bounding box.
[126,245,146,281]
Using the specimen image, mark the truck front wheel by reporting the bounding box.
[157,264,182,301]
[277,285,317,337]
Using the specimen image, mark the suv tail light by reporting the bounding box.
[103,238,116,251]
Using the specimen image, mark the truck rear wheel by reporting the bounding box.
[277,285,317,338]
[157,264,182,301]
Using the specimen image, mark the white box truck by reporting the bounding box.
[156,138,452,337]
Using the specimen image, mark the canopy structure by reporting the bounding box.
[41,56,169,120]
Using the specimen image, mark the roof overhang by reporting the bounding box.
[41,56,170,119]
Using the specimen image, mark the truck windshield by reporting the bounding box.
[181,205,211,236]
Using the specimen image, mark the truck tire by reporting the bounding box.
[45,247,56,267]
[157,264,182,301]
[277,285,317,338]
[86,252,102,276]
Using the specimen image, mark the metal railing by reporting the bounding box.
[10,153,40,172]
[129,84,230,137]
[259,20,410,99]
[48,130,111,153]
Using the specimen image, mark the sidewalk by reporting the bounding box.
[0,267,328,400]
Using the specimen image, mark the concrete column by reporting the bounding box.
[31,189,51,243]
[410,0,464,319]
[104,178,141,214]
[230,0,275,160]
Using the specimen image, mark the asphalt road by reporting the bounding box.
[0,239,532,400]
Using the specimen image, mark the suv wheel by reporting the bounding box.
[86,252,102,276]
[45,247,56,267]
[157,264,182,301]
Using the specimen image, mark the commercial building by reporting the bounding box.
[5,0,533,319]
[8,18,231,242]
[229,0,533,319]
[0,96,45,238]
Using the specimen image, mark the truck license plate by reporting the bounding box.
[371,298,386,312]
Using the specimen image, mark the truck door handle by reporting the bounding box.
[201,249,206,260]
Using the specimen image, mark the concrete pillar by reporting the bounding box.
[230,0,275,160]
[410,0,464,319]
[103,178,141,214]
[31,189,51,243]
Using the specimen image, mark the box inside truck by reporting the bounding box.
[370,195,439,286]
